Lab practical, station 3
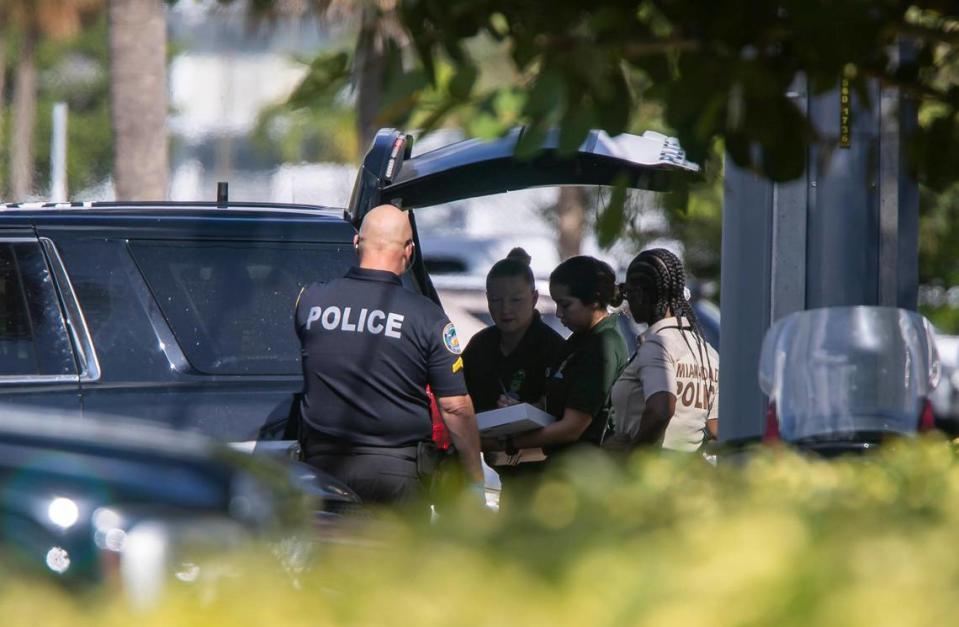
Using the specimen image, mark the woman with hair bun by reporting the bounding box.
[610,248,719,451]
[484,255,627,463]
[462,248,565,413]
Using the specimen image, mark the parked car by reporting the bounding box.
[758,306,940,456]
[930,331,959,434]
[0,127,699,487]
[0,408,354,603]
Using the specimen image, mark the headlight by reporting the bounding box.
[47,497,80,529]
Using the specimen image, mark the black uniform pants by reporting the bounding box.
[303,441,430,508]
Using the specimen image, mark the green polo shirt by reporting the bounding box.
[545,314,628,446]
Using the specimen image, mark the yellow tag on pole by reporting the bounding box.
[839,78,851,148]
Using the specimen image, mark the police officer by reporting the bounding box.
[609,248,719,451]
[295,204,484,508]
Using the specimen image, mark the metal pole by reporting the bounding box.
[50,102,68,202]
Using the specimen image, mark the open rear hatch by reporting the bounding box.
[350,127,701,220]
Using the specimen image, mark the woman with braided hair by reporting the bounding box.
[610,248,720,451]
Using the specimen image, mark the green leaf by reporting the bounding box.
[414,99,460,138]
[515,122,550,159]
[595,175,629,248]
[378,68,431,127]
[448,64,479,101]
[488,12,510,38]
[468,111,509,139]
[523,69,567,118]
[594,69,631,136]
[287,50,352,109]
[558,105,595,154]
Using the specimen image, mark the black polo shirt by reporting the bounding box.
[295,267,467,447]
[462,312,566,412]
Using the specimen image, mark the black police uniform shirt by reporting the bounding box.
[544,314,628,448]
[295,267,467,447]
[462,311,565,412]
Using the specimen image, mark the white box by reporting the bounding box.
[476,403,555,437]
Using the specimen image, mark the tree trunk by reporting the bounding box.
[354,7,386,156]
[556,186,587,260]
[10,28,38,200]
[108,0,169,200]
[0,33,7,196]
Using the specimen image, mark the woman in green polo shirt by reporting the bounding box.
[486,255,628,462]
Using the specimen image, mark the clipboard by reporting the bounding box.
[476,403,555,437]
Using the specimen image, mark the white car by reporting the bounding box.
[930,331,959,429]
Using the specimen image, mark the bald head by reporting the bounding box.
[355,204,414,275]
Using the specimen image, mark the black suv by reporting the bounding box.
[0,128,698,443]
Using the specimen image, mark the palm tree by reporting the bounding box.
[108,0,168,200]
[0,30,5,194]
[8,23,38,199]
[351,4,394,152]
[556,187,588,260]
[3,0,102,199]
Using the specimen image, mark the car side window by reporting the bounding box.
[0,241,76,377]
[0,244,36,375]
[130,241,355,375]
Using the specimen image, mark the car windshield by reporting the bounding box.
[759,307,941,441]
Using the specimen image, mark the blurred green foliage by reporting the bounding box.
[918,177,959,332]
[253,46,360,164]
[397,2,959,186]
[260,32,524,163]
[389,1,959,292]
[6,439,959,625]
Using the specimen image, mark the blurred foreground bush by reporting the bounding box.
[5,439,959,626]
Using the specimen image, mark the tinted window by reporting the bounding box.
[131,242,355,375]
[0,242,76,377]
[0,244,37,374]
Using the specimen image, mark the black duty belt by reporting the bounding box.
[303,441,420,461]
[303,439,443,477]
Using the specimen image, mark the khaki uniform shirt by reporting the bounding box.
[610,317,719,452]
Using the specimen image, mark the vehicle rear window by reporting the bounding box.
[130,241,355,375]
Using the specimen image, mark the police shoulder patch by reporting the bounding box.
[442,322,462,354]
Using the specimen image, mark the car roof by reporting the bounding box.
[0,200,343,216]
[0,201,357,240]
